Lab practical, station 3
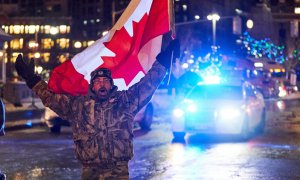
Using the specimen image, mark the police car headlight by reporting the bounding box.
[294,86,298,92]
[187,104,197,113]
[173,108,185,118]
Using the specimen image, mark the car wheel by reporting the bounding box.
[139,103,154,130]
[256,109,266,134]
[50,124,61,133]
[240,117,250,141]
[172,132,186,143]
[48,117,63,134]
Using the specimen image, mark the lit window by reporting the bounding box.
[12,53,22,63]
[10,39,23,50]
[83,20,88,25]
[295,7,300,14]
[28,53,36,59]
[43,53,51,62]
[13,25,21,34]
[4,26,9,33]
[28,41,39,49]
[58,54,68,63]
[28,25,36,34]
[40,26,44,33]
[41,38,54,49]
[67,26,70,33]
[34,52,41,59]
[4,42,8,49]
[9,25,13,34]
[194,15,200,20]
[56,38,70,49]
[35,25,40,33]
[20,25,24,34]
[74,41,82,48]
[44,25,51,34]
[59,25,67,34]
[25,25,28,34]
[50,27,58,35]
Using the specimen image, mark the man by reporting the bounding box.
[15,40,179,179]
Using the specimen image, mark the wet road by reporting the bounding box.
[1,99,300,179]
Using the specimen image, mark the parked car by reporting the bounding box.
[1,81,45,130]
[43,102,154,133]
[171,80,266,142]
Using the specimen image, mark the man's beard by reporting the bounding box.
[96,87,110,101]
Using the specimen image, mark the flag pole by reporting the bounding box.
[168,0,176,39]
[167,0,176,87]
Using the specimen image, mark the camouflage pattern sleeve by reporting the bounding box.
[124,61,167,115]
[32,80,74,121]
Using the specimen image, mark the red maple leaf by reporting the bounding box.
[101,14,149,86]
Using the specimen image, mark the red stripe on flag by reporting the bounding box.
[48,60,89,95]
[141,0,170,47]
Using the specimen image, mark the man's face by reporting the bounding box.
[92,77,112,100]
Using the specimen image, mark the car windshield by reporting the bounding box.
[187,85,243,100]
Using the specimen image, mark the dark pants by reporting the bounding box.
[81,161,129,180]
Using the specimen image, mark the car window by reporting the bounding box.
[187,85,243,100]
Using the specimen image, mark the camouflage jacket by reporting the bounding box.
[32,61,166,165]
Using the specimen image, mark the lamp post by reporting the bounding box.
[207,13,220,47]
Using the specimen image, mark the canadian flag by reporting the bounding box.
[48,0,173,95]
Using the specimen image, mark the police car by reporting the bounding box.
[171,79,266,141]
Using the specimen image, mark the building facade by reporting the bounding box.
[0,0,73,80]
[270,0,300,55]
[1,0,300,80]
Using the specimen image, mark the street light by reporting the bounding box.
[207,13,220,47]
[246,19,254,29]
